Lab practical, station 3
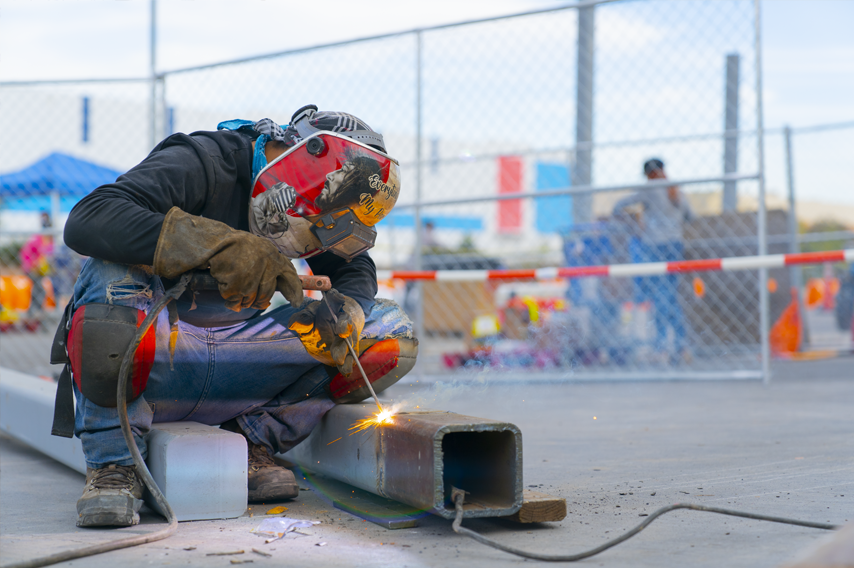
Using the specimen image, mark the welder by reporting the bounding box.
[50,105,417,528]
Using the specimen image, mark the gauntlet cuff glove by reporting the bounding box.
[153,207,303,311]
[288,289,365,376]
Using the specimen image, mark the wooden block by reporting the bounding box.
[502,490,566,523]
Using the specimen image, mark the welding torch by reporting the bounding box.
[187,271,331,295]
[189,271,383,412]
[321,291,384,413]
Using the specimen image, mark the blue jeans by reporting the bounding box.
[629,239,688,352]
[72,259,412,469]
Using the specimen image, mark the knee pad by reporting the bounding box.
[67,304,156,407]
[327,337,418,404]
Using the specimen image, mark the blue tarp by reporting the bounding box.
[0,152,120,211]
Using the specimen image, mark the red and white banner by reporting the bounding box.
[377,249,854,282]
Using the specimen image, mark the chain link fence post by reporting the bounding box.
[784,124,811,347]
[413,29,425,366]
[573,3,595,226]
[754,0,771,385]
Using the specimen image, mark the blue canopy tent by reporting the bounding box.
[0,152,121,214]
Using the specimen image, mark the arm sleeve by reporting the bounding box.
[63,136,214,266]
[306,252,378,315]
[679,189,695,222]
[612,192,646,214]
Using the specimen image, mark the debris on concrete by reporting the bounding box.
[253,517,320,542]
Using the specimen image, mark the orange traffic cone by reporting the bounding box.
[769,287,801,356]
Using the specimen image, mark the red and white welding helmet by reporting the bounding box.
[249,107,400,261]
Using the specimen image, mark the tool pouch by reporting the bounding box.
[68,304,156,407]
[50,303,157,438]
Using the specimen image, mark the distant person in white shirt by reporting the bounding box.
[613,158,694,363]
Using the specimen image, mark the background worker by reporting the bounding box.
[612,158,694,363]
[54,105,417,528]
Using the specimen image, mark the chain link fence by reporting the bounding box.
[764,122,854,354]
[1,0,851,380]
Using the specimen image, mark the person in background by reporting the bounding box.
[421,220,449,254]
[612,158,694,363]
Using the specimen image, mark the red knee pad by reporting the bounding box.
[328,337,418,404]
[68,304,156,407]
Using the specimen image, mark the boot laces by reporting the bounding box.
[90,464,136,490]
[248,443,276,472]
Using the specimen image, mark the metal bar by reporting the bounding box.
[393,173,760,209]
[157,76,167,143]
[148,0,157,152]
[784,125,810,347]
[795,230,854,244]
[754,0,771,386]
[0,77,149,86]
[573,3,595,225]
[414,30,425,357]
[396,129,748,169]
[789,120,854,135]
[723,53,740,212]
[81,96,90,143]
[49,191,61,237]
[283,404,523,519]
[154,0,622,76]
[687,231,854,248]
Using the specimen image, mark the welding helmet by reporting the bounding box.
[249,106,400,261]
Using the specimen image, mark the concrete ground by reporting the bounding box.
[1,357,852,568]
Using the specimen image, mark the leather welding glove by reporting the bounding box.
[287,288,365,376]
[153,207,303,311]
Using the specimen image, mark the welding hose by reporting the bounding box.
[451,490,838,562]
[4,275,190,568]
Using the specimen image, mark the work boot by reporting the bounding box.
[220,418,299,502]
[76,464,143,527]
[247,442,300,502]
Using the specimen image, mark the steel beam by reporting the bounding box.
[0,367,87,473]
[0,367,247,521]
[283,404,523,519]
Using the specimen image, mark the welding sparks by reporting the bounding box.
[348,406,397,435]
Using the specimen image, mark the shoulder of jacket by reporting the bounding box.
[157,129,249,151]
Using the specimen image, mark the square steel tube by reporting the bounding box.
[283,404,523,519]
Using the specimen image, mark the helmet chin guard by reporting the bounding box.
[249,131,400,261]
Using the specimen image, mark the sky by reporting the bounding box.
[1,0,853,205]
